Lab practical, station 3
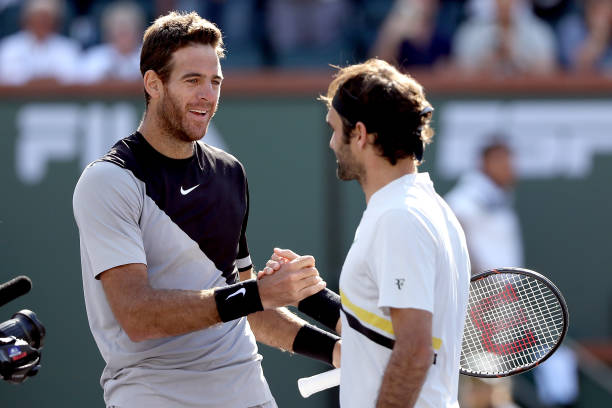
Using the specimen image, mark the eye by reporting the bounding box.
[186,78,198,84]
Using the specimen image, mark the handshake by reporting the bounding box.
[253,248,342,369]
[255,248,325,309]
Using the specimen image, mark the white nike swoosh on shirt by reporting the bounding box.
[225,288,246,300]
[180,185,199,195]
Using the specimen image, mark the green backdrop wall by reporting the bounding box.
[0,91,610,407]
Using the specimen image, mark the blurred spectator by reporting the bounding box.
[78,1,144,83]
[453,0,558,75]
[345,0,396,64]
[446,138,581,407]
[445,139,523,274]
[446,139,523,407]
[371,0,464,71]
[466,0,503,21]
[170,0,269,68]
[561,0,612,73]
[265,0,350,67]
[0,0,80,85]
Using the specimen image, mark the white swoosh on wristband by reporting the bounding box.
[225,288,246,300]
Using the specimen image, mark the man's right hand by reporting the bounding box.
[258,247,299,278]
[257,254,325,309]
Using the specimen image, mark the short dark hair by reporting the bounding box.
[480,137,512,159]
[321,59,434,165]
[140,11,225,104]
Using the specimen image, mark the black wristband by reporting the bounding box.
[214,279,264,322]
[292,323,340,366]
[298,288,341,332]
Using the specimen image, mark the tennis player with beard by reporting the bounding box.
[264,59,471,407]
[73,12,340,408]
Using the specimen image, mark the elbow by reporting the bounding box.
[413,345,435,372]
[115,308,157,342]
[111,298,159,342]
[124,328,148,343]
[120,320,151,343]
[397,340,434,372]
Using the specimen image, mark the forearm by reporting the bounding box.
[242,268,302,350]
[104,253,324,342]
[249,308,341,367]
[111,285,221,342]
[248,308,304,350]
[376,346,432,408]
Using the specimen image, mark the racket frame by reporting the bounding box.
[460,267,569,378]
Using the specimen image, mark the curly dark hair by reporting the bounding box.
[321,59,434,165]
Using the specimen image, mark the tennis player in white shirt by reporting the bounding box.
[263,58,471,408]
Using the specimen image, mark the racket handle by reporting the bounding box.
[298,368,341,398]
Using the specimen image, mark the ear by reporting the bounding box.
[353,121,369,149]
[143,70,163,101]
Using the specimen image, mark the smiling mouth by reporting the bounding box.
[189,109,209,117]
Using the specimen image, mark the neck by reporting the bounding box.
[138,109,195,159]
[362,157,417,204]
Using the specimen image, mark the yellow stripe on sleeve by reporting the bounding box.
[341,290,395,335]
[340,290,442,350]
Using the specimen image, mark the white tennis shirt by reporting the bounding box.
[339,173,470,408]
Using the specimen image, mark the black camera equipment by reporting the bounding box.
[0,276,45,384]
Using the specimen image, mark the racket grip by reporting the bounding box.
[297,368,341,398]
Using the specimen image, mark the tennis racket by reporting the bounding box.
[298,267,569,397]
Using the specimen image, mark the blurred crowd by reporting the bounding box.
[0,0,611,85]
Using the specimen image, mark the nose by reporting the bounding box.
[198,82,217,101]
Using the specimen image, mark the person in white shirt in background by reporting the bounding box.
[445,138,523,275]
[0,0,80,85]
[79,1,144,83]
[453,0,557,75]
[445,138,579,408]
[445,138,521,408]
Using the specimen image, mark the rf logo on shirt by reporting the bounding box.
[395,279,405,290]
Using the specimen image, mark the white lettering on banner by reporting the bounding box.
[16,103,137,184]
[16,104,80,184]
[15,103,228,184]
[437,101,612,179]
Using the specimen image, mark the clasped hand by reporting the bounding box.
[256,248,325,309]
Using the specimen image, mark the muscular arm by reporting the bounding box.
[376,307,433,408]
[99,263,220,342]
[100,257,325,343]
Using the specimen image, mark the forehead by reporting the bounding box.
[326,107,341,126]
[169,44,221,77]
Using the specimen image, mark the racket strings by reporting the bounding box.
[461,273,565,376]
